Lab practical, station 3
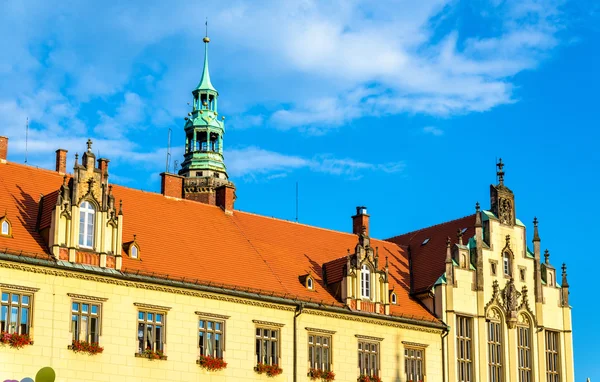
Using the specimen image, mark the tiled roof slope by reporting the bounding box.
[0,161,437,323]
[386,215,476,293]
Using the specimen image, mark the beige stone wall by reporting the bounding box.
[0,262,443,382]
[440,216,574,382]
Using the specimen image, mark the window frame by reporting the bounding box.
[360,264,371,299]
[357,339,380,377]
[390,292,397,304]
[70,297,104,344]
[197,313,227,359]
[255,324,281,366]
[456,315,474,382]
[487,318,504,382]
[0,288,34,336]
[404,345,426,382]
[517,324,532,382]
[0,218,11,237]
[78,201,96,249]
[503,252,511,276]
[135,306,168,356]
[545,330,561,382]
[308,332,333,372]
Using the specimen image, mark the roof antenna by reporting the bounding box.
[25,117,29,164]
[295,181,299,223]
[165,128,172,173]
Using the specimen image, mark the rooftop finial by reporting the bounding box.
[497,158,505,185]
[561,263,569,288]
[475,202,482,228]
[457,228,463,245]
[86,138,93,152]
[203,18,210,43]
[544,249,550,264]
[533,217,541,242]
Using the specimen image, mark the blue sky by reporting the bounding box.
[0,0,598,378]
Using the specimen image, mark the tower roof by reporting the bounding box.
[195,34,217,93]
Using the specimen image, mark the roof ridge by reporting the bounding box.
[386,213,476,242]
[4,161,70,178]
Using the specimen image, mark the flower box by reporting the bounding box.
[0,332,32,349]
[134,347,167,360]
[357,375,382,382]
[68,340,104,355]
[255,363,283,377]
[308,368,335,381]
[197,354,227,371]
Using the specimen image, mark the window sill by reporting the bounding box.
[134,352,167,361]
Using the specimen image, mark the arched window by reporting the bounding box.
[517,314,532,382]
[503,252,511,276]
[130,245,139,259]
[79,201,95,248]
[391,292,397,305]
[487,310,504,382]
[307,278,313,290]
[361,265,371,299]
[0,219,10,236]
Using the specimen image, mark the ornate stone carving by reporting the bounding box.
[499,198,513,225]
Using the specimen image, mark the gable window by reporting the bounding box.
[0,291,32,335]
[503,252,511,276]
[545,331,560,382]
[391,292,397,304]
[130,245,139,259]
[358,340,379,378]
[488,319,504,382]
[308,334,332,372]
[457,316,473,382]
[404,346,425,382]
[71,301,101,344]
[361,265,371,299]
[255,326,280,366]
[137,310,166,355]
[0,218,11,236]
[199,318,225,358]
[79,201,95,248]
[518,324,532,382]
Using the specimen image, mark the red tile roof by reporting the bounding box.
[386,215,476,293]
[0,161,438,323]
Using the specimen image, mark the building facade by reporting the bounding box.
[0,34,573,382]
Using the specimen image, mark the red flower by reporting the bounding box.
[0,332,31,349]
[199,354,227,371]
[70,340,104,355]
[358,375,382,382]
[255,363,283,377]
[142,347,165,360]
[308,368,335,381]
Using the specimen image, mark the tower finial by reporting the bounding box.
[544,249,550,264]
[533,217,540,242]
[203,18,210,43]
[496,158,505,185]
[86,139,93,152]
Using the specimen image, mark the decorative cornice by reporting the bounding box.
[401,341,429,348]
[355,334,384,342]
[67,293,108,302]
[303,309,443,334]
[0,283,40,293]
[133,302,172,311]
[252,319,285,328]
[195,311,230,320]
[305,327,337,335]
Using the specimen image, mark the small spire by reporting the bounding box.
[561,263,569,288]
[196,19,216,92]
[445,236,452,264]
[133,234,137,242]
[74,153,79,167]
[457,229,463,245]
[86,139,93,152]
[496,158,505,186]
[475,202,482,228]
[118,199,123,215]
[533,217,540,242]
[446,236,451,248]
[544,249,550,264]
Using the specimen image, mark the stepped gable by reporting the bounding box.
[387,214,476,293]
[0,160,437,323]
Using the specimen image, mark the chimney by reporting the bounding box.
[55,149,68,173]
[216,184,236,215]
[160,172,183,199]
[0,136,8,163]
[352,206,369,235]
[97,158,110,183]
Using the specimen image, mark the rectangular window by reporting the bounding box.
[456,316,473,382]
[255,327,279,365]
[404,347,425,382]
[518,326,532,382]
[199,318,224,358]
[0,291,32,335]
[308,334,332,371]
[358,341,379,377]
[71,301,100,343]
[488,320,503,382]
[545,331,560,382]
[137,310,165,354]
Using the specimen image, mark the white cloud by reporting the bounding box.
[423,126,444,136]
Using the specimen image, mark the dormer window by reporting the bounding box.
[307,278,313,290]
[0,218,11,237]
[391,292,397,305]
[361,265,371,299]
[79,201,95,248]
[130,245,139,259]
[503,252,511,276]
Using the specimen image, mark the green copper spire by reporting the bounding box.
[195,26,217,93]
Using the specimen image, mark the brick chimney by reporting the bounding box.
[160,172,183,199]
[0,136,8,163]
[216,184,235,215]
[352,206,369,235]
[56,149,68,173]
[97,158,110,183]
